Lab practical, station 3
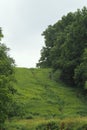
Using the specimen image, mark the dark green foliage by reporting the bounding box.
[74,48,87,87]
[8,101,25,118]
[37,7,87,88]
[0,28,15,128]
[77,124,87,130]
[36,121,59,130]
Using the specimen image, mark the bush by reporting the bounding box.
[77,124,87,130]
[8,101,25,118]
[53,70,61,82]
[36,121,59,130]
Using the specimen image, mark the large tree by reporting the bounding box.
[0,28,15,129]
[37,7,87,88]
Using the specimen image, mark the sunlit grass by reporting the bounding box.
[13,68,87,118]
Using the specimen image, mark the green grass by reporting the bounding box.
[6,67,87,129]
[5,117,87,130]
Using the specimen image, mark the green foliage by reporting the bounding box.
[8,101,25,118]
[36,121,59,130]
[77,124,87,130]
[74,48,87,87]
[0,28,15,128]
[37,6,87,88]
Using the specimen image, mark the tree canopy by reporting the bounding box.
[0,28,15,128]
[37,7,87,88]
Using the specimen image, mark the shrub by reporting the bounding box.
[36,121,59,130]
[77,124,87,130]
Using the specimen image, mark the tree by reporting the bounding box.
[0,28,15,129]
[37,25,56,68]
[37,7,87,89]
[74,48,87,87]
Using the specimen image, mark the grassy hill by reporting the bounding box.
[5,68,87,130]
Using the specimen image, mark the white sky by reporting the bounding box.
[0,0,87,68]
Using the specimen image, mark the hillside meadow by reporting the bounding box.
[5,68,87,130]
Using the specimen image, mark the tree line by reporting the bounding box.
[0,28,15,129]
[37,7,87,89]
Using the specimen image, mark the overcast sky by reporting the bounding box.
[0,0,87,68]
